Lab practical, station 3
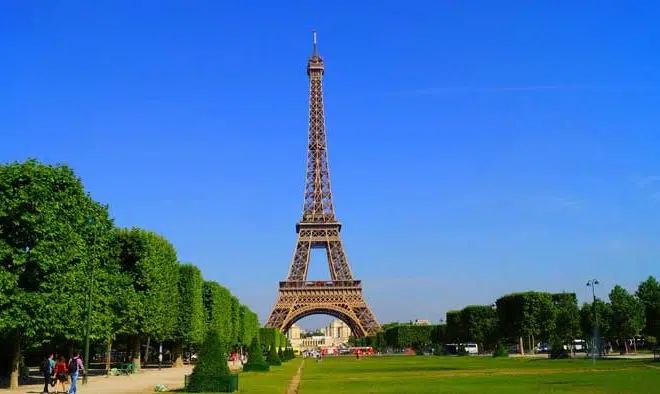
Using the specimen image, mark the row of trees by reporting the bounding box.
[350,277,660,355]
[0,160,260,389]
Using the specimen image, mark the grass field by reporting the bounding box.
[295,355,660,393]
[235,360,301,393]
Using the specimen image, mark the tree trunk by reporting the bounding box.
[144,337,151,365]
[624,340,629,354]
[633,339,638,354]
[172,340,184,368]
[67,341,74,359]
[531,334,535,354]
[9,330,21,390]
[519,336,525,355]
[105,340,112,373]
[130,336,141,371]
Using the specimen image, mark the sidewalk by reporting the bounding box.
[0,366,194,394]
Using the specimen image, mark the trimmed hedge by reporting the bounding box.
[242,337,269,372]
[266,345,281,366]
[187,331,235,392]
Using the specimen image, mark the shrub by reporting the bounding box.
[266,345,281,366]
[242,337,269,372]
[492,342,508,358]
[434,346,448,356]
[550,340,569,359]
[186,331,236,392]
[278,348,285,362]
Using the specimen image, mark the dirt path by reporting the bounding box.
[286,361,305,394]
[0,366,194,394]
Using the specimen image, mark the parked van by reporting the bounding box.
[464,343,479,355]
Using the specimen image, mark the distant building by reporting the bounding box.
[412,319,431,325]
[286,319,352,350]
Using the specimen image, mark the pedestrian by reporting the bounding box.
[40,353,54,393]
[53,356,68,394]
[67,352,84,394]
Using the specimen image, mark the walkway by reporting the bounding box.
[0,366,194,394]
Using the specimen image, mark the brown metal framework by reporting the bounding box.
[265,33,380,337]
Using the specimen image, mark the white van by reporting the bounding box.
[464,343,479,355]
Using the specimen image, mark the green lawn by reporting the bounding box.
[296,356,660,393]
[235,360,301,393]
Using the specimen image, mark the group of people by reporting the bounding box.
[40,352,85,394]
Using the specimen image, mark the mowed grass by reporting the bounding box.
[298,355,660,393]
[235,360,301,393]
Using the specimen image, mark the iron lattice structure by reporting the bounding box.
[265,33,380,337]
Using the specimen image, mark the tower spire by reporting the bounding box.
[312,30,318,57]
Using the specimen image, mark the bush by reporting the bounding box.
[550,341,569,359]
[434,346,448,356]
[492,342,508,358]
[266,345,281,366]
[278,348,285,362]
[242,337,269,372]
[186,331,236,392]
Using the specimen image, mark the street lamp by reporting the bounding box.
[586,279,600,363]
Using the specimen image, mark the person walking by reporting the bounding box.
[52,356,68,394]
[40,353,54,393]
[67,352,84,394]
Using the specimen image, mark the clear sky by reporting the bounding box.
[2,1,659,330]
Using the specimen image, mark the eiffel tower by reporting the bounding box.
[265,32,380,337]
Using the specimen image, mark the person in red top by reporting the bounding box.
[52,356,68,394]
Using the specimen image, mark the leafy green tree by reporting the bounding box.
[496,292,554,354]
[109,227,180,369]
[243,337,269,372]
[230,296,240,345]
[580,299,612,351]
[187,331,233,392]
[636,276,660,344]
[459,305,499,352]
[445,311,463,343]
[0,159,113,389]
[551,293,580,350]
[173,264,205,367]
[430,324,447,345]
[202,281,233,345]
[238,307,259,348]
[609,285,645,354]
[266,345,281,366]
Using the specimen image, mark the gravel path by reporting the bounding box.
[0,366,194,394]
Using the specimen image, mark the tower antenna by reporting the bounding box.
[312,30,318,56]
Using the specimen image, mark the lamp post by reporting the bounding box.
[82,218,100,384]
[586,279,600,364]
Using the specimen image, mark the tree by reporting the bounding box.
[109,228,180,370]
[243,337,269,372]
[186,331,233,392]
[0,159,113,389]
[173,264,205,367]
[551,293,580,350]
[266,345,281,366]
[230,296,240,346]
[202,281,233,345]
[445,311,463,343]
[430,324,447,345]
[459,305,499,352]
[496,292,554,354]
[609,285,645,354]
[580,299,612,352]
[636,276,660,344]
[238,307,259,348]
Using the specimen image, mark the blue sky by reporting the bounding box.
[2,1,659,330]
